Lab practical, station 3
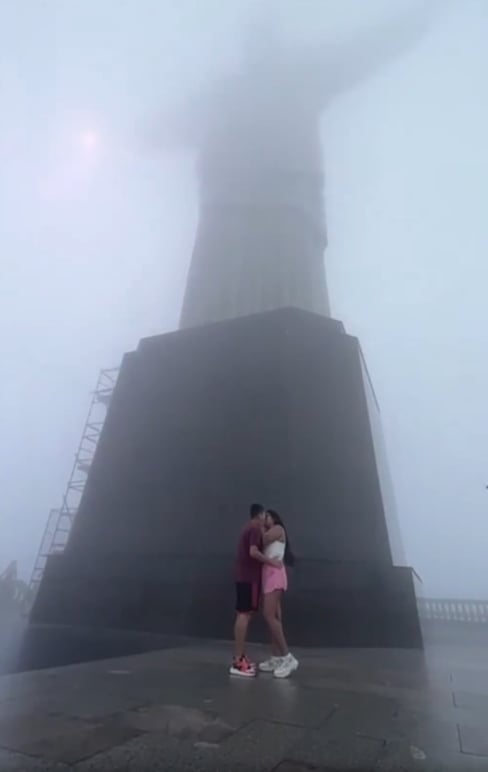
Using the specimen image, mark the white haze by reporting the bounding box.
[1,0,487,598]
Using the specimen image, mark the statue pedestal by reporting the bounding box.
[33,308,422,649]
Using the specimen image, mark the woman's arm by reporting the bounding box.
[263,525,284,545]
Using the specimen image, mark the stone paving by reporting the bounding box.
[1,637,488,770]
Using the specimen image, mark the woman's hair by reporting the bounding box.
[266,509,295,567]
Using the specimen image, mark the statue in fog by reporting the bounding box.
[149,1,447,330]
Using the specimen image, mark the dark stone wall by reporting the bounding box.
[33,308,422,648]
[67,309,392,564]
[34,553,421,648]
[359,351,406,566]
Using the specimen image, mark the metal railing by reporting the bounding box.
[418,598,488,624]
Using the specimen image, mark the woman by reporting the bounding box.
[259,509,299,678]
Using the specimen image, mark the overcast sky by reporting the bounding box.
[1,0,487,598]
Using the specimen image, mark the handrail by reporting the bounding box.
[418,597,488,624]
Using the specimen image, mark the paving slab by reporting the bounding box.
[453,690,488,712]
[20,723,143,765]
[376,738,488,771]
[0,747,70,772]
[458,723,488,757]
[0,634,488,770]
[287,729,384,769]
[118,703,237,741]
[75,719,304,772]
[314,688,399,740]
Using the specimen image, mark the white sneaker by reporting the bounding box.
[273,653,299,679]
[258,656,283,673]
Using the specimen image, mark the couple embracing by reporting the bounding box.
[230,503,298,679]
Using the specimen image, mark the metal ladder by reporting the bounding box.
[29,367,119,595]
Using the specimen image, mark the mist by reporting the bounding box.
[1,0,487,599]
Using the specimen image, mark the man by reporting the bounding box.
[230,503,280,677]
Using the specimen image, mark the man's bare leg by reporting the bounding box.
[230,612,257,676]
[234,612,250,659]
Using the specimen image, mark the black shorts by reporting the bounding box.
[235,582,260,613]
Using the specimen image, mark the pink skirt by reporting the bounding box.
[262,564,288,594]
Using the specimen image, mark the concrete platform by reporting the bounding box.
[1,637,488,770]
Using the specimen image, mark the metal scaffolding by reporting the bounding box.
[29,367,119,595]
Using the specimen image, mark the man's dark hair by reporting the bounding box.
[250,503,265,519]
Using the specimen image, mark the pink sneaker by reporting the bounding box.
[229,655,256,677]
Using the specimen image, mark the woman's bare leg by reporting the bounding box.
[271,632,281,656]
[276,596,282,623]
[263,591,288,656]
[262,591,279,655]
[270,596,283,655]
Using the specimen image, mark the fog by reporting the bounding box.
[1,0,487,599]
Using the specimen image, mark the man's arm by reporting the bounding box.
[308,0,450,102]
[248,527,281,567]
[249,544,281,567]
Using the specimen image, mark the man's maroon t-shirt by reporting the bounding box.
[234,522,262,584]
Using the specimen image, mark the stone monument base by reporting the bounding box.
[32,308,422,649]
[34,554,421,648]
